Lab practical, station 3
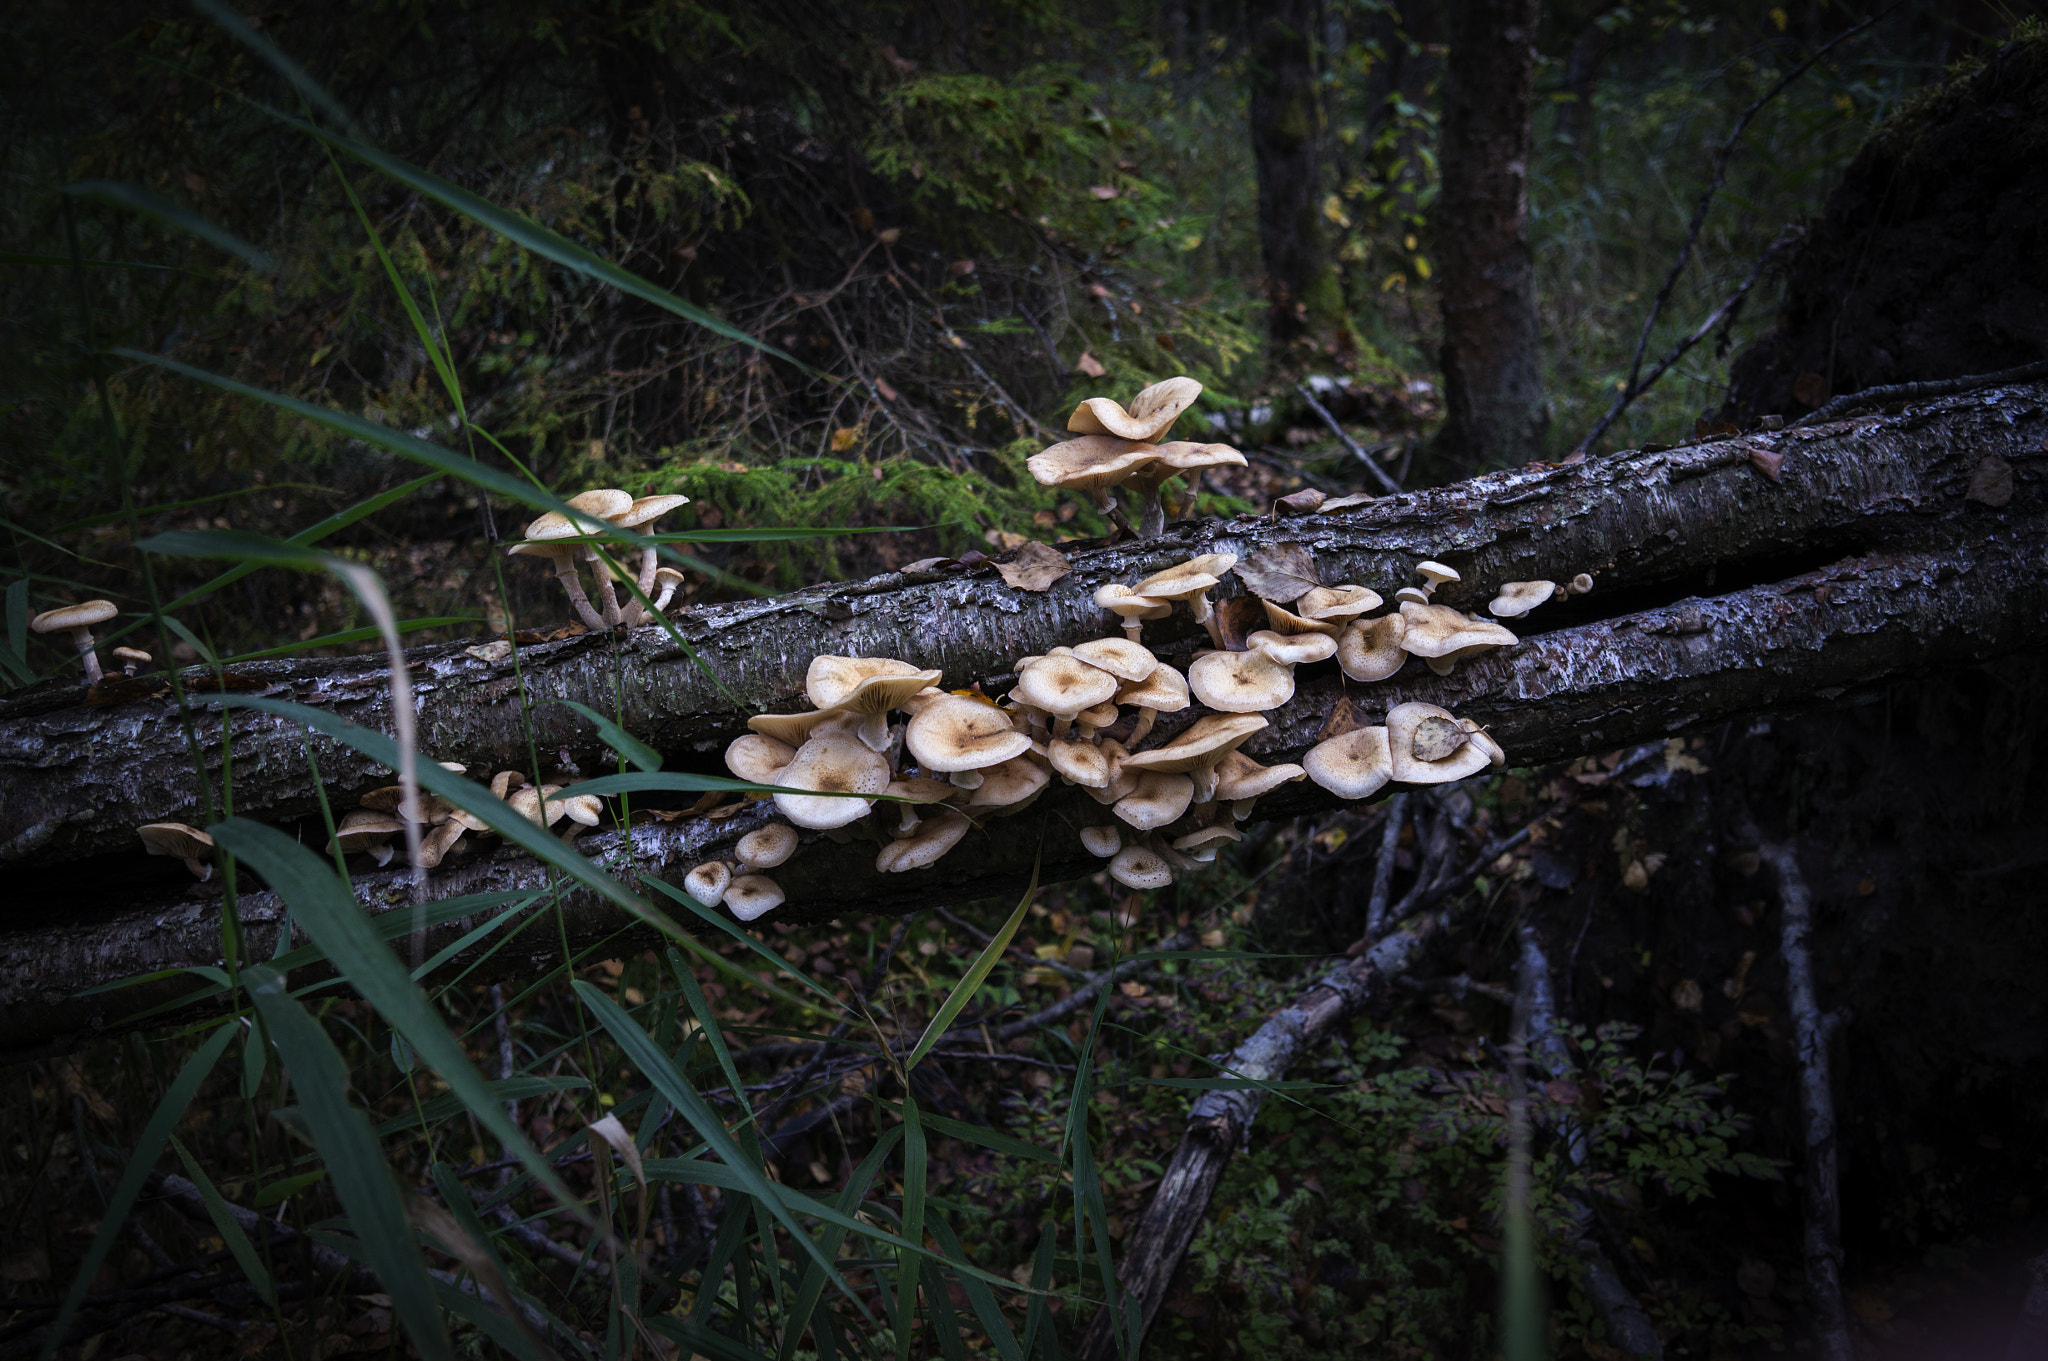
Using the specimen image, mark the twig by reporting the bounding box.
[1789,358,2048,429]
[156,1303,245,1334]
[1364,792,1409,938]
[1294,384,1404,495]
[996,928,1196,1044]
[754,915,916,1131]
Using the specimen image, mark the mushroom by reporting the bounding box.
[1172,824,1242,863]
[30,600,118,685]
[1336,613,1409,682]
[1113,770,1196,830]
[1488,580,1557,619]
[490,770,527,800]
[967,757,1051,816]
[1416,561,1461,593]
[1026,436,1162,525]
[726,733,799,784]
[1119,713,1269,803]
[1048,739,1112,788]
[508,784,568,826]
[1108,843,1176,890]
[1010,654,1119,739]
[416,817,470,869]
[1567,573,1595,595]
[1123,440,1248,536]
[1459,718,1508,768]
[326,809,405,866]
[725,874,786,922]
[110,646,152,676]
[651,566,690,613]
[736,822,800,871]
[771,731,892,830]
[1085,739,1142,806]
[1397,602,1519,677]
[138,821,216,879]
[1114,663,1190,746]
[905,694,1034,790]
[1393,586,1432,607]
[1069,637,1161,683]
[560,490,635,624]
[1066,375,1204,442]
[1212,749,1307,821]
[605,493,692,623]
[1094,584,1173,642]
[747,708,861,748]
[1247,628,1337,666]
[685,861,732,907]
[806,656,946,752]
[556,793,605,829]
[1134,555,1237,647]
[1303,726,1395,801]
[1080,825,1123,858]
[1187,647,1296,714]
[508,513,609,631]
[877,808,972,872]
[1387,702,1493,784]
[1261,599,1342,639]
[1295,585,1383,626]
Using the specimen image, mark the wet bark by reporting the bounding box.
[1248,0,1335,344]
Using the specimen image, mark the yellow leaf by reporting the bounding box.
[830,426,861,451]
[1770,6,1788,28]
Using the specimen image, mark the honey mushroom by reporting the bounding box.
[1119,713,1268,804]
[1303,726,1396,802]
[804,656,944,752]
[1212,749,1307,822]
[138,822,216,880]
[1337,613,1410,682]
[508,512,609,631]
[1489,580,1557,618]
[1095,583,1172,643]
[30,599,118,685]
[1132,554,1236,647]
[602,493,691,624]
[1396,601,1519,676]
[1386,701,1495,784]
[904,693,1032,792]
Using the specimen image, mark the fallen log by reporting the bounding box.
[2,384,2041,873]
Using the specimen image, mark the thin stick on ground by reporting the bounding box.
[1789,358,2048,429]
[1294,383,1404,494]
[1362,791,1408,939]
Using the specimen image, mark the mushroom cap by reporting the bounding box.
[806,656,944,714]
[1187,648,1295,712]
[610,493,691,528]
[684,861,732,907]
[1151,439,1247,473]
[1247,628,1337,666]
[1568,572,1595,595]
[905,694,1034,773]
[1416,560,1461,588]
[1075,701,1121,734]
[1067,375,1203,442]
[1094,583,1172,621]
[653,565,688,586]
[1303,726,1395,800]
[877,808,972,872]
[1337,614,1409,682]
[1108,843,1176,890]
[1260,599,1342,638]
[139,821,215,859]
[508,786,568,825]
[1080,825,1123,858]
[1488,580,1557,618]
[1387,702,1493,784]
[328,809,404,851]
[736,822,800,870]
[490,770,525,800]
[557,793,604,827]
[1393,586,1432,607]
[746,707,861,748]
[885,776,959,806]
[1396,601,1520,659]
[510,511,595,557]
[1296,585,1383,622]
[1135,554,1236,600]
[1048,738,1112,788]
[1115,663,1190,713]
[1120,713,1268,773]
[724,874,786,922]
[415,818,468,869]
[566,488,633,520]
[1212,749,1307,803]
[1086,738,1141,805]
[1173,824,1242,859]
[1012,654,1120,719]
[725,732,798,783]
[110,646,153,665]
[1459,719,1507,768]
[1113,770,1196,829]
[967,756,1051,813]
[1069,637,1160,682]
[1026,435,1161,493]
[31,600,117,632]
[772,732,891,829]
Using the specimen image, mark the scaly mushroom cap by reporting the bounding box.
[1416,560,1461,590]
[1080,825,1123,858]
[1067,375,1204,442]
[747,707,861,748]
[490,770,526,800]
[566,488,633,520]
[1173,824,1242,862]
[1212,750,1307,804]
[724,874,786,922]
[967,757,1051,814]
[1303,727,1395,800]
[110,646,153,668]
[1048,738,1112,788]
[1012,653,1120,720]
[1393,586,1432,607]
[139,822,215,861]
[1115,664,1189,713]
[1120,713,1269,773]
[736,822,801,870]
[772,732,891,830]
[685,861,732,907]
[1108,843,1176,890]
[1113,770,1196,829]
[1152,439,1247,474]
[30,600,118,633]
[1187,648,1296,712]
[805,656,945,750]
[609,493,691,528]
[1135,554,1237,601]
[877,808,972,872]
[1337,613,1409,682]
[1395,601,1519,659]
[1094,583,1172,624]
[1085,739,1141,805]
[508,785,568,826]
[327,808,404,853]
[905,694,1033,773]
[1247,628,1337,666]
[1567,572,1595,595]
[1026,435,1162,496]
[1488,580,1557,618]
[1387,702,1493,784]
[1296,585,1383,623]
[557,793,605,827]
[725,732,798,783]
[1069,637,1160,682]
[416,818,469,870]
[1260,599,1342,638]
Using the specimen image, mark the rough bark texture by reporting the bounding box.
[1434,0,1548,471]
[5,385,2041,880]
[1248,0,1336,343]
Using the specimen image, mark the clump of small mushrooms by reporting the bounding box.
[508,488,691,630]
[1029,376,1247,537]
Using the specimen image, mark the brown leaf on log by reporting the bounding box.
[1967,454,2014,507]
[1234,541,1320,602]
[1211,595,1265,651]
[992,540,1073,592]
[1749,446,1786,482]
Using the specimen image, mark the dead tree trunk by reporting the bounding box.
[1248,0,1337,345]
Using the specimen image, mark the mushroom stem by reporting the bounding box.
[1128,706,1159,748]
[585,549,625,626]
[66,627,103,686]
[1103,498,1138,540]
[637,546,661,598]
[552,560,609,631]
[182,856,210,881]
[653,577,683,612]
[1121,618,1146,643]
[1191,597,1224,649]
[1133,486,1168,539]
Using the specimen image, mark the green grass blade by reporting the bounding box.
[329,148,466,417]
[895,1095,929,1361]
[649,1316,776,1361]
[927,1214,1024,1361]
[373,1077,588,1140]
[551,771,776,798]
[188,0,365,138]
[1063,994,1125,1356]
[37,1025,236,1361]
[872,1099,1057,1164]
[243,963,451,1359]
[61,180,275,271]
[904,854,1040,1071]
[777,1127,903,1361]
[646,876,849,1016]
[551,699,662,773]
[169,1135,277,1306]
[215,617,477,664]
[667,951,749,1109]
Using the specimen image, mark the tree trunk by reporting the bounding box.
[1434,0,1548,473]
[1248,0,1338,347]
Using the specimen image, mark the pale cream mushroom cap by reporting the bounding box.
[1247,628,1337,666]
[1303,726,1395,800]
[1136,553,1237,600]
[1459,718,1507,768]
[31,599,118,633]
[139,822,214,860]
[1012,654,1120,719]
[557,793,605,827]
[726,732,799,783]
[1120,713,1268,774]
[511,512,584,550]
[905,694,1033,773]
[1026,435,1162,497]
[1075,701,1122,738]
[1260,599,1342,638]
[508,786,569,826]
[1393,586,1432,607]
[566,488,633,520]
[1108,843,1176,890]
[685,861,732,908]
[1095,583,1172,627]
[772,732,891,830]
[1151,439,1247,473]
[1085,739,1141,805]
[1296,585,1383,623]
[1080,825,1123,858]
[1113,770,1196,829]
[967,756,1051,814]
[1568,572,1596,595]
[416,818,468,870]
[877,808,972,873]
[1115,663,1189,713]
[1488,580,1557,618]
[110,646,153,667]
[1048,738,1112,788]
[1396,601,1519,659]
[1416,560,1461,590]
[737,822,800,871]
[1188,647,1296,713]
[886,776,960,806]
[1387,702,1493,784]
[1173,824,1242,862]
[725,874,785,922]
[900,686,950,717]
[609,493,691,528]
[1069,637,1160,682]
[1213,749,1307,805]
[489,770,525,800]
[1337,614,1409,682]
[746,707,861,748]
[805,657,945,750]
[1067,375,1203,442]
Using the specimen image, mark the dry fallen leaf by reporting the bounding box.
[1748,446,1785,482]
[1234,541,1320,602]
[1966,454,2014,507]
[830,426,861,451]
[1319,492,1376,512]
[984,529,1029,551]
[1671,979,1704,1012]
[1212,594,1266,651]
[1275,487,1326,515]
[1412,715,1470,762]
[1318,695,1369,740]
[994,540,1073,592]
[1074,351,1106,378]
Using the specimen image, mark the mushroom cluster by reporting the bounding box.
[1028,377,1247,537]
[508,489,691,630]
[321,761,603,870]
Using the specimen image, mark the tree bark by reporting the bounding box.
[1248,0,1337,345]
[1435,0,1548,472]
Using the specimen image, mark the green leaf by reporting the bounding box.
[667,951,749,1109]
[904,854,1040,1071]
[61,180,276,272]
[871,1100,1057,1165]
[778,1127,902,1361]
[188,0,365,138]
[895,1096,928,1361]
[553,771,778,798]
[373,1077,588,1140]
[218,618,477,664]
[243,964,451,1360]
[646,876,849,1016]
[926,1216,1024,1361]
[253,1169,327,1207]
[551,699,662,773]
[37,1026,236,1361]
[169,1136,276,1306]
